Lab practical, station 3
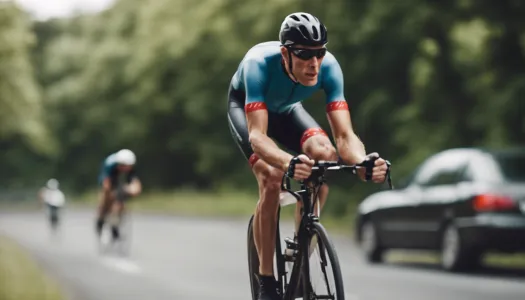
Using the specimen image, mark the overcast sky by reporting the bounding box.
[14,0,115,20]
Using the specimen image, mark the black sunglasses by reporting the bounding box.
[288,47,327,60]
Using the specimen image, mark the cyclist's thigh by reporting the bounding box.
[268,103,328,155]
[99,189,114,211]
[227,86,258,166]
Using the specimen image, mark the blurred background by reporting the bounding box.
[1,0,524,207]
[0,0,524,299]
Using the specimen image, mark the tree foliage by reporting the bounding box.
[1,0,523,215]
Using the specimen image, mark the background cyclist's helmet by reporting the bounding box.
[47,178,59,190]
[279,12,328,47]
[115,149,136,166]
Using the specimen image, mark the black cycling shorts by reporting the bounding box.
[227,85,328,167]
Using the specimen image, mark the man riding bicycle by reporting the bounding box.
[227,12,389,300]
[95,148,142,240]
[38,178,66,231]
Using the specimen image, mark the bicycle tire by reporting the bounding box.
[247,215,260,300]
[306,222,345,300]
[116,212,132,257]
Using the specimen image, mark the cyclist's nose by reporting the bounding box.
[308,57,319,69]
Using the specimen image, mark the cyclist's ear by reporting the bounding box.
[280,46,287,56]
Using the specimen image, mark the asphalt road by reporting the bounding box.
[0,209,524,300]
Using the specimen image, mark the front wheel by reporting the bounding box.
[360,220,384,263]
[115,212,132,257]
[305,222,345,300]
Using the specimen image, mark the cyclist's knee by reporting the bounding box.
[253,161,283,193]
[112,200,124,212]
[303,138,337,161]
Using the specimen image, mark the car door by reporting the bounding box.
[409,153,471,249]
[377,156,439,249]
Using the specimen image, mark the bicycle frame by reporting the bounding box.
[277,165,340,299]
[276,159,393,299]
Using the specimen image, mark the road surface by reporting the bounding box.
[0,209,524,300]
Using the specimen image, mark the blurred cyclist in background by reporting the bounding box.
[38,178,66,231]
[95,148,142,240]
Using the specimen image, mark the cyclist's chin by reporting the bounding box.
[299,76,318,86]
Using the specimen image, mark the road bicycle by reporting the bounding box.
[247,157,393,299]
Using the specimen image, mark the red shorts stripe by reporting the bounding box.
[300,128,328,149]
[248,153,259,168]
[245,102,267,113]
[326,101,348,112]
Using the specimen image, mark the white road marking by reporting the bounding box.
[101,257,142,274]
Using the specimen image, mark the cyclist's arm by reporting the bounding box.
[322,55,367,165]
[101,161,117,192]
[327,108,366,164]
[102,177,112,192]
[247,110,294,171]
[244,58,294,171]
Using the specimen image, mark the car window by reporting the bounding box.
[492,152,525,182]
[414,151,470,186]
[424,166,469,186]
[412,155,443,186]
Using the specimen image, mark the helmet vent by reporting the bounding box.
[311,26,319,40]
[298,25,310,39]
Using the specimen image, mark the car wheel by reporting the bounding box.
[440,223,481,272]
[361,220,384,263]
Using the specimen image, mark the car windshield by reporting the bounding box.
[493,152,525,182]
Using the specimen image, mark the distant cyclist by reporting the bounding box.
[38,178,66,231]
[227,12,389,300]
[95,149,142,240]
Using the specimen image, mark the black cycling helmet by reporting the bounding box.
[279,12,328,47]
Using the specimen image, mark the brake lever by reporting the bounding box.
[358,156,377,182]
[385,160,394,190]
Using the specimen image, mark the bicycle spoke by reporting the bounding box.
[318,240,334,296]
[306,225,343,300]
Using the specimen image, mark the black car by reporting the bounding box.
[355,147,525,272]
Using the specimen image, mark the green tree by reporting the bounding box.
[0,2,55,188]
[8,0,523,215]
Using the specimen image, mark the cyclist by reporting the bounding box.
[38,178,66,230]
[95,148,142,240]
[227,12,390,300]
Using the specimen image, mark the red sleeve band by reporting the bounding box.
[300,128,329,149]
[326,101,348,112]
[248,153,260,168]
[245,102,267,113]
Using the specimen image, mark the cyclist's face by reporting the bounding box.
[117,164,132,172]
[282,45,326,86]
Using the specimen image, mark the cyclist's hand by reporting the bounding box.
[292,154,315,181]
[357,152,389,183]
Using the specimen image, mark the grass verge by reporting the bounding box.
[0,235,63,300]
